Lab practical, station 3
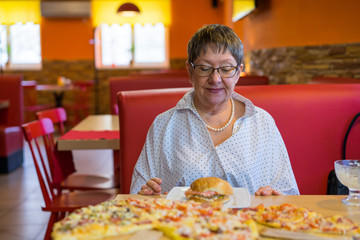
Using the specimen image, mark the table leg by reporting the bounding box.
[113,150,121,190]
[53,92,65,107]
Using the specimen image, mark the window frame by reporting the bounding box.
[1,22,42,71]
[94,23,169,70]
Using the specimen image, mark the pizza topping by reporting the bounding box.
[52,200,360,240]
[243,203,360,236]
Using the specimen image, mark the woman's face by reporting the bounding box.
[186,46,242,108]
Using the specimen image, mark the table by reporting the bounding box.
[36,84,74,107]
[57,115,120,181]
[113,194,359,240]
[0,99,9,109]
[57,115,119,150]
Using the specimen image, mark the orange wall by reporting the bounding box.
[170,0,224,59]
[41,0,360,60]
[235,0,360,51]
[41,18,94,60]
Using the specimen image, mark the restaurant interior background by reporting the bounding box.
[1,0,360,115]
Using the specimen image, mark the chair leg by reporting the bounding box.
[44,212,58,240]
[113,150,120,187]
[59,211,67,220]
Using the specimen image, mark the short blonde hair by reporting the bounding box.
[187,24,243,65]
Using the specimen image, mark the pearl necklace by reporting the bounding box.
[191,96,235,132]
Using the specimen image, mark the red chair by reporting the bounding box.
[36,107,119,191]
[21,118,118,240]
[22,80,53,122]
[36,107,67,135]
[65,80,94,126]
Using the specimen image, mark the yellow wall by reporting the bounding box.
[92,0,171,26]
[0,1,40,24]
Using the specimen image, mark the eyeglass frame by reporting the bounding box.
[190,62,240,78]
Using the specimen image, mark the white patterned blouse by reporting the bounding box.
[130,89,299,195]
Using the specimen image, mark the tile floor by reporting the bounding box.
[0,142,113,240]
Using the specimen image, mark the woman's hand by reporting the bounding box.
[255,185,282,196]
[138,177,163,195]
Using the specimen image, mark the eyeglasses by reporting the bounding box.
[190,62,239,78]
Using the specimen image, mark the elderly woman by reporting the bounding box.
[130,24,299,196]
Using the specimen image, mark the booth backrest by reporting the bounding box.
[237,75,269,85]
[310,76,360,84]
[109,75,268,114]
[118,84,360,194]
[0,75,24,125]
[129,69,189,77]
[109,75,192,114]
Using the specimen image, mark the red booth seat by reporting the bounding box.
[0,75,24,173]
[109,74,268,114]
[118,84,360,194]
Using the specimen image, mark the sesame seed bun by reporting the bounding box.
[186,177,233,203]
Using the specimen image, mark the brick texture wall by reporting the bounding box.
[4,42,360,117]
[248,42,360,84]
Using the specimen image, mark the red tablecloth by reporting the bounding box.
[61,130,119,140]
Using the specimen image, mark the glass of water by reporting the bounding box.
[334,160,360,206]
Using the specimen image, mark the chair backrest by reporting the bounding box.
[36,107,67,135]
[118,84,360,194]
[0,74,24,125]
[118,88,191,193]
[22,118,56,207]
[22,80,39,107]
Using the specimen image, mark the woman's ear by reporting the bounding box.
[234,64,244,85]
[185,60,194,85]
[185,60,191,75]
[239,63,244,73]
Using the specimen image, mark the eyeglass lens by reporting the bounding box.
[192,64,238,78]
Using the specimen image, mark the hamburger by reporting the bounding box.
[184,177,233,203]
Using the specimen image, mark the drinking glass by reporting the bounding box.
[334,160,360,206]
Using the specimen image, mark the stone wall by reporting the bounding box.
[3,59,187,116]
[4,42,360,117]
[247,42,360,84]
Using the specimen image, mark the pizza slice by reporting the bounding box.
[52,198,156,240]
[155,201,259,240]
[243,203,360,237]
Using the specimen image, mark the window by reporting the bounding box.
[95,23,168,69]
[134,23,166,65]
[0,24,7,68]
[100,23,132,67]
[0,22,41,70]
[9,22,41,69]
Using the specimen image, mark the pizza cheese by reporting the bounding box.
[241,203,360,236]
[52,198,258,240]
[52,199,360,240]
